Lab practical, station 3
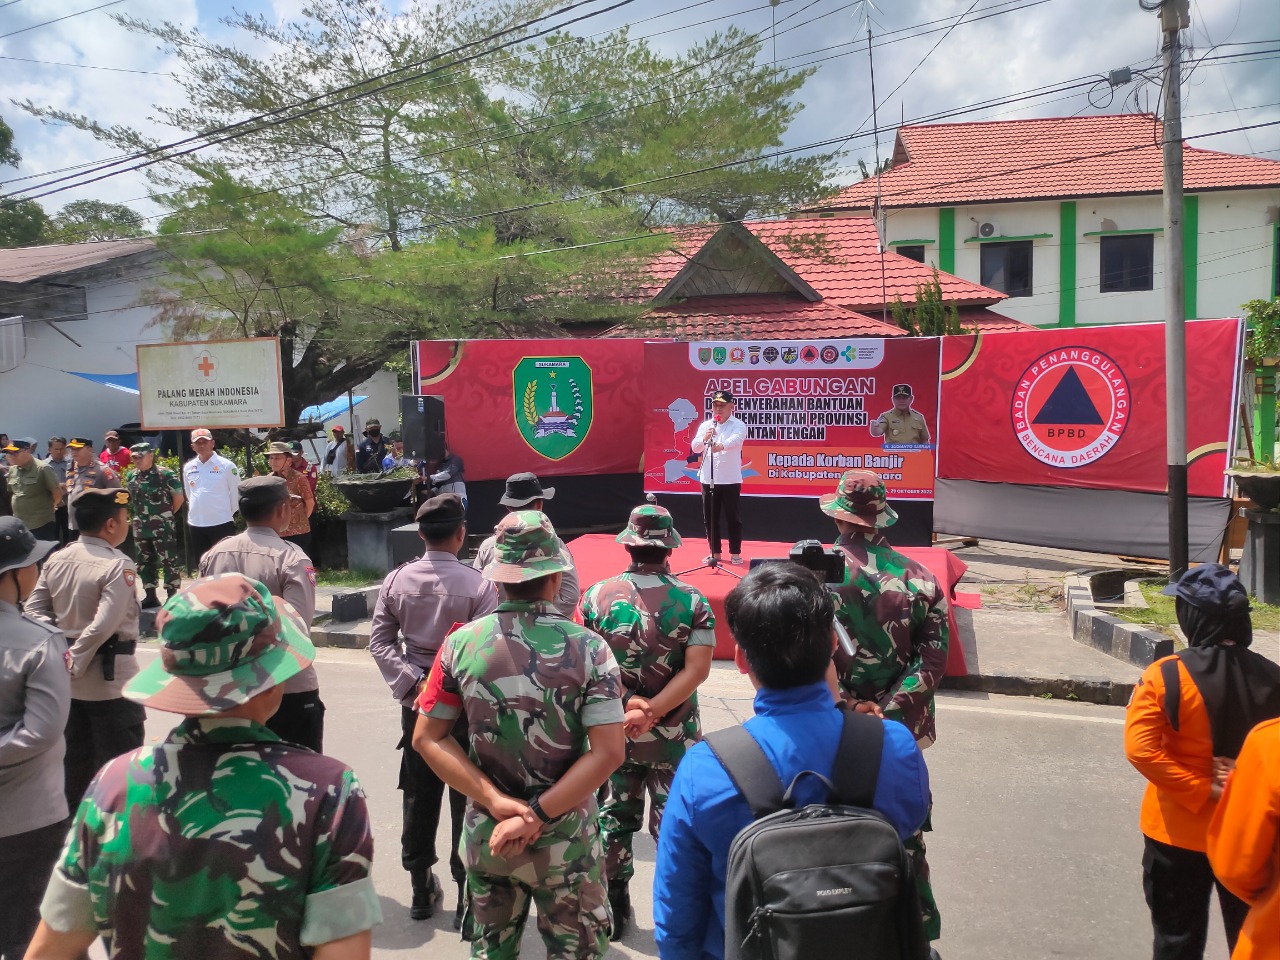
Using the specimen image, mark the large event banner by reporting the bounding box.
[937,318,1242,497]
[137,338,285,429]
[414,339,646,481]
[642,338,940,499]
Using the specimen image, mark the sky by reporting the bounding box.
[0,0,1277,228]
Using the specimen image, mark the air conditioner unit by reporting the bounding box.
[977,221,999,239]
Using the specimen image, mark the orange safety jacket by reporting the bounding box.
[1207,718,1280,960]
[1125,655,1218,851]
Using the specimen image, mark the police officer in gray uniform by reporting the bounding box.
[0,517,66,960]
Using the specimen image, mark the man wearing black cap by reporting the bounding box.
[25,488,144,807]
[64,438,121,540]
[199,475,325,753]
[356,418,388,473]
[3,437,62,542]
[370,493,498,926]
[690,389,748,564]
[471,472,580,615]
[870,383,930,445]
[0,517,66,960]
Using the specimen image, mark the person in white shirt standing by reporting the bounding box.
[689,389,748,565]
[182,428,240,565]
[323,425,352,478]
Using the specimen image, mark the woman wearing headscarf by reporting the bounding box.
[1125,564,1280,960]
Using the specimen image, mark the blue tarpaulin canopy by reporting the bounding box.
[65,371,140,395]
[300,395,367,423]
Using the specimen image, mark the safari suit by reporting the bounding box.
[424,600,624,959]
[25,535,144,807]
[875,407,931,444]
[579,564,716,886]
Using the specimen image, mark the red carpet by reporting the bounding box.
[565,535,969,676]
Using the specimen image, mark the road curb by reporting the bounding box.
[941,672,1133,706]
[1064,573,1173,669]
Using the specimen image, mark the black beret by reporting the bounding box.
[416,493,464,525]
[238,475,290,508]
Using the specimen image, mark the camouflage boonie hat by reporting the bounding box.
[617,503,682,549]
[483,509,572,583]
[125,572,315,715]
[130,441,155,457]
[819,469,898,529]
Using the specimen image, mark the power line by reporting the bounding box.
[0,54,171,75]
[1,0,640,203]
[0,0,125,41]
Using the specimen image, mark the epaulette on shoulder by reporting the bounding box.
[21,614,63,639]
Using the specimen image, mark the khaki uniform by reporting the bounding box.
[24,534,144,806]
[199,526,324,750]
[875,407,930,444]
[65,461,120,532]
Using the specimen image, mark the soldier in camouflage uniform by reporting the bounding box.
[579,502,715,941]
[414,510,625,960]
[821,469,949,945]
[126,442,185,609]
[26,572,382,960]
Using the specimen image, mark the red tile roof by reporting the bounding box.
[957,307,1037,333]
[639,217,1004,307]
[804,114,1280,210]
[605,295,906,340]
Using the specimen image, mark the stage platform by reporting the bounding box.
[565,534,971,676]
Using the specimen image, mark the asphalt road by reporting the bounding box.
[129,648,1235,960]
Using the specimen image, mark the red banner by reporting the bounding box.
[414,339,646,481]
[937,319,1242,497]
[642,338,940,499]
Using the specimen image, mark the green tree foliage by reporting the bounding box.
[889,269,968,336]
[48,200,148,242]
[0,115,50,248]
[1242,297,1280,363]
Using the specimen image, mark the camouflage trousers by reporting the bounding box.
[600,760,674,885]
[134,530,181,590]
[466,864,610,960]
[908,813,940,942]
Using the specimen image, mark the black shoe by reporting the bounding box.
[141,587,161,609]
[929,948,942,960]
[608,881,631,942]
[453,882,465,931]
[409,870,442,920]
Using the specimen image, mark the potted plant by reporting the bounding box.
[1226,458,1280,512]
[332,467,418,513]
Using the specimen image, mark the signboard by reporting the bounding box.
[414,339,646,480]
[642,338,940,500]
[937,318,1242,497]
[137,338,285,429]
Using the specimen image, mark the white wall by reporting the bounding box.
[0,273,162,449]
[1197,188,1279,319]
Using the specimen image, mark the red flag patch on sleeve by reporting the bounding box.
[415,624,466,715]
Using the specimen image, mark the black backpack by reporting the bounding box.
[706,710,929,960]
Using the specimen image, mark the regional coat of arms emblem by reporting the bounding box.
[513,357,594,460]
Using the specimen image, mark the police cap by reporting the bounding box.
[73,488,130,530]
[238,475,290,509]
[67,437,92,449]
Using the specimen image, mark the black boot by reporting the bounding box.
[141,587,161,609]
[453,882,465,931]
[409,870,442,920]
[608,880,631,942]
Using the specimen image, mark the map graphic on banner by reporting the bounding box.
[938,318,1242,497]
[642,338,940,500]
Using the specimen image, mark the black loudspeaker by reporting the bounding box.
[400,395,446,461]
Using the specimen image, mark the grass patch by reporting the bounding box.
[315,568,383,588]
[1109,578,1280,640]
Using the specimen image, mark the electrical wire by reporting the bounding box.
[0,0,126,41]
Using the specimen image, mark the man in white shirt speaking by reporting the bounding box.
[689,389,748,565]
[182,428,240,565]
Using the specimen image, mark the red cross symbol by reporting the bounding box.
[196,353,215,378]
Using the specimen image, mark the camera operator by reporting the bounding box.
[820,468,949,950]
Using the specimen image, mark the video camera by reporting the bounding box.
[749,540,855,656]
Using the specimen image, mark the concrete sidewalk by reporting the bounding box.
[301,537,1149,705]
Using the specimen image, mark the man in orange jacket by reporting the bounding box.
[1124,564,1280,960]
[1208,717,1280,960]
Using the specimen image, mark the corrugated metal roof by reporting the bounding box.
[805,114,1280,210]
[0,239,156,284]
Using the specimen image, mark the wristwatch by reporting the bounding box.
[529,795,559,825]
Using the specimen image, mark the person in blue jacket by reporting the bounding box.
[652,562,932,960]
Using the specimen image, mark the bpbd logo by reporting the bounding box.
[800,345,820,364]
[1011,348,1129,468]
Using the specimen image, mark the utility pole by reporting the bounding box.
[1155,0,1190,577]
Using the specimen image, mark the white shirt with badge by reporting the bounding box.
[183,453,241,527]
[690,415,748,485]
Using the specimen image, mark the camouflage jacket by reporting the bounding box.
[424,599,623,882]
[40,717,381,958]
[580,563,716,765]
[126,465,182,538]
[831,532,950,745]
